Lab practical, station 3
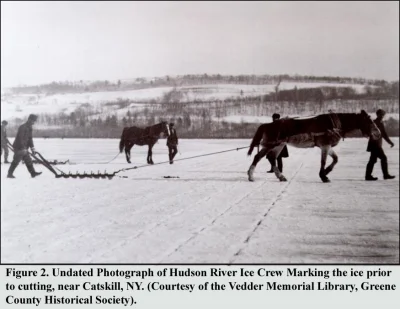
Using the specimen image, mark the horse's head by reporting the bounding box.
[160,121,170,137]
[358,110,381,140]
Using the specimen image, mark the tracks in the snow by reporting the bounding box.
[229,162,304,264]
[159,177,271,262]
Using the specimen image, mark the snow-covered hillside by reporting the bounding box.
[1,82,371,122]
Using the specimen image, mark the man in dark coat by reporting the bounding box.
[7,114,42,178]
[167,123,179,164]
[267,113,289,173]
[1,120,9,163]
[365,109,395,181]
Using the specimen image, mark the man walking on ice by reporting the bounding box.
[365,109,395,181]
[7,114,42,179]
[167,123,179,164]
[1,120,9,163]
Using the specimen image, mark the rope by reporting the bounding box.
[113,146,250,176]
[104,151,120,163]
[72,151,121,165]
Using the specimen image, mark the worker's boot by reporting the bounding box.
[26,163,42,178]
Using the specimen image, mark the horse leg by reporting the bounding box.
[324,149,338,176]
[148,144,154,164]
[125,143,133,163]
[248,146,269,182]
[319,146,331,183]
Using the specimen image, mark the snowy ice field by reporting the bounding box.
[1,138,399,264]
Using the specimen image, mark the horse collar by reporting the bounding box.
[329,112,343,140]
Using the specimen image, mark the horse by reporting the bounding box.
[247,110,381,183]
[119,121,170,164]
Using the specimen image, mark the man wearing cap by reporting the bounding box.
[266,113,289,173]
[167,122,179,164]
[7,114,42,178]
[365,109,395,181]
[1,120,9,163]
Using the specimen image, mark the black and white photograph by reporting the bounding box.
[1,1,399,264]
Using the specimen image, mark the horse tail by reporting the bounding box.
[248,124,265,156]
[119,128,126,153]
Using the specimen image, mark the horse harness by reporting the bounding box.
[299,112,343,143]
[328,111,344,141]
[262,112,344,147]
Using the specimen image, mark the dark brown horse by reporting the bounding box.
[119,121,170,164]
[247,110,381,183]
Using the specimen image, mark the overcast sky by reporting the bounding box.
[1,1,398,87]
